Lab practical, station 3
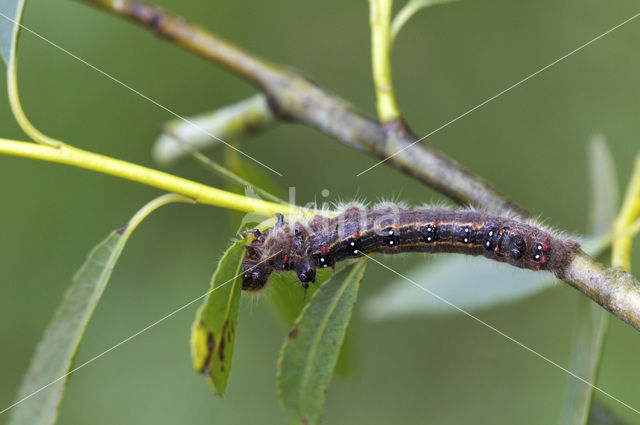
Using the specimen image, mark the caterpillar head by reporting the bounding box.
[240,216,316,292]
[241,229,271,291]
[241,260,270,291]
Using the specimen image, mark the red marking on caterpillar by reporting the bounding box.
[240,206,580,291]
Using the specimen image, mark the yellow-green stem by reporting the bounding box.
[122,193,192,237]
[369,0,401,123]
[8,45,68,148]
[0,138,299,217]
[612,155,640,270]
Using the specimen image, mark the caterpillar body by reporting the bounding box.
[241,206,580,291]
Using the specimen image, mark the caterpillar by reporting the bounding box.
[241,205,581,291]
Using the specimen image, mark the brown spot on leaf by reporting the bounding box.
[218,321,228,362]
[199,332,215,374]
[288,325,299,339]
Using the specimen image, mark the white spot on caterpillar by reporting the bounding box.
[535,254,541,260]
[388,230,394,235]
[427,236,432,242]
[389,241,394,245]
[489,231,494,237]
[350,242,355,246]
[464,238,469,243]
[320,258,325,263]
[486,241,491,247]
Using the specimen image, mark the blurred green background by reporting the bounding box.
[1,0,640,424]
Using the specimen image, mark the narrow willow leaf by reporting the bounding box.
[8,231,130,425]
[267,267,332,327]
[363,255,553,319]
[362,235,604,320]
[224,144,286,228]
[589,400,631,425]
[587,134,619,236]
[0,0,25,65]
[559,301,609,425]
[268,266,355,376]
[278,260,367,425]
[224,145,285,203]
[190,239,245,396]
[559,136,618,425]
[6,194,186,425]
[152,94,275,166]
[391,0,458,40]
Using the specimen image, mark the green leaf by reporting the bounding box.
[587,134,619,236]
[6,194,186,425]
[267,268,331,327]
[152,94,275,166]
[190,238,245,396]
[8,231,131,425]
[558,301,609,425]
[224,142,286,228]
[558,135,618,425]
[391,0,458,40]
[278,260,367,425]
[589,400,631,425]
[225,144,285,202]
[362,235,605,320]
[0,0,25,65]
[267,267,356,376]
[363,255,554,319]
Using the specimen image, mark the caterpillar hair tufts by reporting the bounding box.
[241,205,580,291]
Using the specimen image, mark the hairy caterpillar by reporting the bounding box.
[241,205,581,291]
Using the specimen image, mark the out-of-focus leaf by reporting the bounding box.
[559,300,609,425]
[224,142,285,228]
[190,238,245,396]
[589,400,631,425]
[362,235,603,320]
[0,0,25,65]
[363,255,552,320]
[225,144,284,201]
[8,231,131,425]
[152,94,275,166]
[559,135,618,425]
[278,260,367,425]
[587,134,619,236]
[391,0,458,40]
